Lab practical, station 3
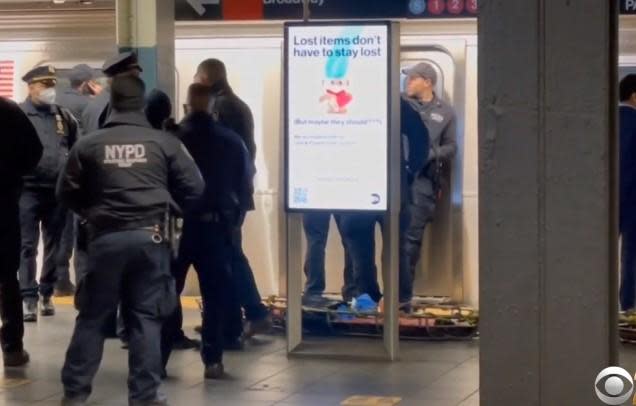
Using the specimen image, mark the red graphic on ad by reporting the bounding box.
[466,0,478,14]
[320,79,353,114]
[447,0,465,14]
[428,0,445,15]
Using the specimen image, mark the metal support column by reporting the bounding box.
[115,0,175,100]
[479,0,618,404]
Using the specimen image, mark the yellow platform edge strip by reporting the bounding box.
[53,296,201,310]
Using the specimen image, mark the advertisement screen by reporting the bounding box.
[285,23,390,211]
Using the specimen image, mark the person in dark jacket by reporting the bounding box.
[81,52,142,134]
[145,89,173,131]
[57,64,99,126]
[194,59,270,339]
[145,89,202,352]
[338,98,429,311]
[162,83,252,380]
[58,75,204,406]
[18,65,78,322]
[620,74,636,311]
[0,97,42,367]
[55,63,99,297]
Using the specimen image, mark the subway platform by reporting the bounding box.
[1,300,479,406]
[10,301,636,405]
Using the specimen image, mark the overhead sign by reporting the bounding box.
[623,0,636,14]
[175,0,478,21]
[285,22,390,212]
[177,0,636,20]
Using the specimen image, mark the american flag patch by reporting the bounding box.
[0,60,14,99]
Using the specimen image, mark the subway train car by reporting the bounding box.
[1,4,632,310]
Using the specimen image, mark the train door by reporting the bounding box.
[400,48,460,300]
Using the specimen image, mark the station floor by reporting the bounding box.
[11,303,636,406]
[7,302,636,406]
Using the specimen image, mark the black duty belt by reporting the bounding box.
[197,209,238,224]
[87,218,162,239]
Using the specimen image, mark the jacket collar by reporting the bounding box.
[22,97,54,116]
[182,111,216,133]
[209,79,232,96]
[104,110,152,129]
[185,111,213,123]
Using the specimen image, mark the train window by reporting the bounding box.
[620,65,636,80]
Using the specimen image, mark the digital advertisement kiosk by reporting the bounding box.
[283,21,401,360]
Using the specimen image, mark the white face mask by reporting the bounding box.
[37,87,56,105]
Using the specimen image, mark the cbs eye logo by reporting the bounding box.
[595,367,634,405]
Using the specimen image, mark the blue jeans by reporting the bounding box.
[302,213,355,300]
[339,208,411,304]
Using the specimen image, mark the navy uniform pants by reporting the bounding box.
[162,217,242,368]
[56,212,76,287]
[401,176,437,303]
[62,230,175,403]
[18,187,67,301]
[302,213,355,301]
[0,198,25,353]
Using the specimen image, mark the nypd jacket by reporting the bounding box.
[178,111,255,215]
[56,110,204,233]
[0,97,43,201]
[20,98,78,188]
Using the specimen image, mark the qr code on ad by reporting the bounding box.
[293,187,308,204]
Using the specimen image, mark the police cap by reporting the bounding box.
[102,51,143,77]
[68,64,94,83]
[22,65,57,85]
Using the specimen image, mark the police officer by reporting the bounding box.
[57,64,99,125]
[400,62,456,306]
[55,64,98,296]
[18,65,78,322]
[194,59,271,339]
[78,52,144,342]
[58,75,203,405]
[81,52,142,134]
[162,83,250,379]
[0,97,42,366]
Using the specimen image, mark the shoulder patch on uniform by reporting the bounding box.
[430,112,444,123]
